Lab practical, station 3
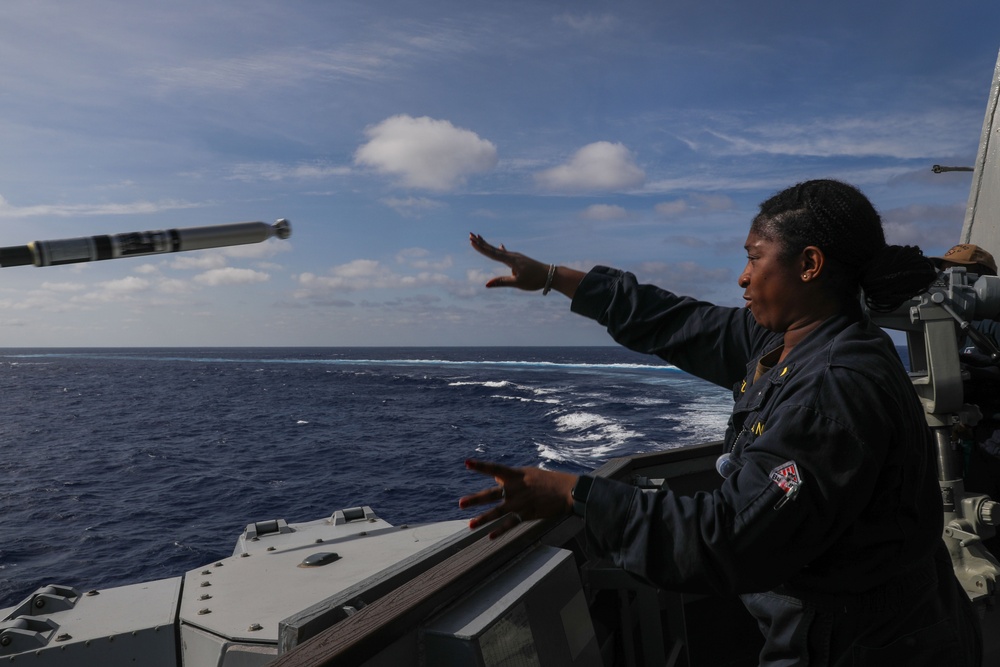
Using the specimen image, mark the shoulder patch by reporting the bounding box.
[769,461,800,491]
[769,461,803,509]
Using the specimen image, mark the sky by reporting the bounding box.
[0,1,998,347]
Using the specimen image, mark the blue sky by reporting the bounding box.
[0,1,997,346]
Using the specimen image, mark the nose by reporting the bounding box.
[738,263,750,288]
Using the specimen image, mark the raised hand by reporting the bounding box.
[469,233,551,290]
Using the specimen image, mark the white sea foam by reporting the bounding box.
[448,380,515,389]
[659,394,731,442]
[491,394,561,405]
[554,412,611,432]
[537,410,645,466]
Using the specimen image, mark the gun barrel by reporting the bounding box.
[0,219,291,268]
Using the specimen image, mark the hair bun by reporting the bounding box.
[861,245,936,312]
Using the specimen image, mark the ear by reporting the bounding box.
[799,246,825,282]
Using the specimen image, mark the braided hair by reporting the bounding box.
[749,179,936,312]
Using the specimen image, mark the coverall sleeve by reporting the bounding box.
[570,266,767,388]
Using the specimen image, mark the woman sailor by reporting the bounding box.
[460,179,981,666]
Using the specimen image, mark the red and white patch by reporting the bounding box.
[769,461,801,492]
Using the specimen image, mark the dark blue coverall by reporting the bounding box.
[570,267,981,666]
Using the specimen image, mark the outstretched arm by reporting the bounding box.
[470,233,586,298]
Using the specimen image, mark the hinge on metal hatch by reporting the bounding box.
[2,585,79,620]
[331,506,377,525]
[0,614,60,655]
[243,518,294,541]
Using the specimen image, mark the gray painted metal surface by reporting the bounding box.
[963,49,1000,259]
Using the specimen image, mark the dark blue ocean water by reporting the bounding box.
[0,347,733,609]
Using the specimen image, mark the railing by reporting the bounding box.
[269,442,723,666]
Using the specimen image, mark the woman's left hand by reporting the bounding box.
[459,459,577,539]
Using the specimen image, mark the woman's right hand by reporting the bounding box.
[469,233,551,291]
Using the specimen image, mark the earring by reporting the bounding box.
[801,274,809,280]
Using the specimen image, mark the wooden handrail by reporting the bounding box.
[268,515,569,666]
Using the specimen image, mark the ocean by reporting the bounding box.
[0,346,734,609]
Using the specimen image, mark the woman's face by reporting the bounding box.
[739,231,805,332]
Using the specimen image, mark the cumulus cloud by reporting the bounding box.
[535,142,645,192]
[354,115,498,191]
[193,268,270,286]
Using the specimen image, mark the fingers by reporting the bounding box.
[462,459,525,537]
[458,482,505,510]
[467,506,524,539]
[465,458,517,479]
[469,233,506,260]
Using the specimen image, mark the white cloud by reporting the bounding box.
[157,278,193,294]
[396,248,454,270]
[193,268,270,286]
[40,281,87,292]
[101,276,151,293]
[170,253,228,270]
[535,142,645,192]
[555,13,620,34]
[227,162,352,182]
[707,111,979,160]
[146,47,394,93]
[0,194,204,219]
[654,193,736,218]
[297,257,451,293]
[354,115,498,191]
[222,238,294,260]
[654,200,689,217]
[689,193,736,211]
[580,204,628,221]
[383,196,446,217]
